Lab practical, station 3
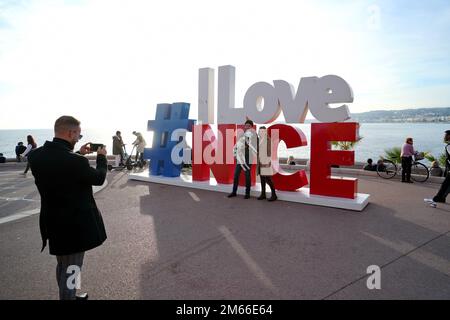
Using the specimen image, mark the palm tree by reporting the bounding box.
[331,137,363,151]
[424,152,435,163]
[383,147,401,164]
[424,152,447,167]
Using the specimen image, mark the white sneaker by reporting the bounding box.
[423,198,437,208]
[424,198,437,208]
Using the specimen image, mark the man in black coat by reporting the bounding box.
[15,142,26,162]
[425,130,450,208]
[228,119,257,199]
[28,115,108,300]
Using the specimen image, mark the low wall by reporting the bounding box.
[2,156,444,184]
[0,156,116,168]
[279,163,445,184]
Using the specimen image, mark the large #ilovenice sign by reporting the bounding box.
[129,65,370,211]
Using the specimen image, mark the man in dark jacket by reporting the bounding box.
[15,142,26,162]
[425,130,450,208]
[28,115,108,300]
[112,131,125,166]
[228,119,257,199]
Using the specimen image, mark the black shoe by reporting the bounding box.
[75,293,89,300]
[227,193,237,198]
[268,194,278,202]
[244,194,250,199]
[257,194,266,200]
[405,180,414,183]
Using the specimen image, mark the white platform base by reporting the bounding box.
[128,171,370,212]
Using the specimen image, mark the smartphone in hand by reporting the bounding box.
[90,143,105,151]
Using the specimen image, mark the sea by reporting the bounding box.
[1,123,449,164]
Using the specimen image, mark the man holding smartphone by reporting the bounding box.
[28,115,108,300]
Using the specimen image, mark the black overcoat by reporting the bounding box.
[28,138,107,256]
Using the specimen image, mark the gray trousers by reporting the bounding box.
[56,252,85,300]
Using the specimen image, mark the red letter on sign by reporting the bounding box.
[192,124,236,184]
[268,124,309,191]
[310,122,359,199]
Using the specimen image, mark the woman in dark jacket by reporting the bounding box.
[257,127,277,201]
[21,135,37,175]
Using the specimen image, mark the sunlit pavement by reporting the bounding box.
[0,169,41,223]
[0,167,449,299]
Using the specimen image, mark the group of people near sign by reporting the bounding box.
[227,119,278,202]
[112,131,147,167]
[12,131,146,176]
[227,121,450,208]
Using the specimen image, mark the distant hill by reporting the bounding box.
[350,107,450,123]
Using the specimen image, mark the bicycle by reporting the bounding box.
[376,155,430,182]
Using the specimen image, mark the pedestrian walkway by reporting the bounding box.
[0,168,107,224]
[0,168,449,299]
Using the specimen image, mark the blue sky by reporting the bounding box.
[0,0,449,129]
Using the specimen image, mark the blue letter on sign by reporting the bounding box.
[144,102,196,177]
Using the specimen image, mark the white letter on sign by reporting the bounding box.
[198,68,215,124]
[274,78,316,124]
[308,75,352,123]
[217,65,246,124]
[243,82,281,124]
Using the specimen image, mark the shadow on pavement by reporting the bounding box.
[136,180,450,299]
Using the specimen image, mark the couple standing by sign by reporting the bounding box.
[227,119,277,201]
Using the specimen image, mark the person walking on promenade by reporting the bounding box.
[400,137,418,183]
[228,119,257,199]
[113,131,125,166]
[15,142,26,162]
[257,126,277,201]
[20,135,37,176]
[132,131,146,163]
[425,130,450,208]
[28,115,108,300]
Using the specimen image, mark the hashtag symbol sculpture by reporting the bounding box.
[144,102,196,177]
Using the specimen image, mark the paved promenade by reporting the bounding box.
[0,166,449,299]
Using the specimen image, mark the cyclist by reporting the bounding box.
[132,131,146,164]
[400,137,418,183]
